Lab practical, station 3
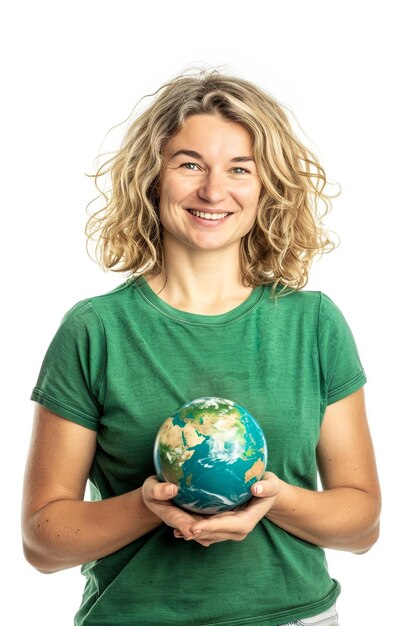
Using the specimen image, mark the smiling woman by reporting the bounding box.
[23,68,380,626]
[86,70,336,292]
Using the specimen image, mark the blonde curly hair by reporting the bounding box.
[86,68,336,291]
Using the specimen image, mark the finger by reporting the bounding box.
[173,528,198,539]
[190,513,250,536]
[190,494,277,537]
[144,477,178,501]
[153,482,178,500]
[194,531,247,546]
[251,473,280,498]
[169,510,208,539]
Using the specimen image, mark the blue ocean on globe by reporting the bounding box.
[153,397,267,514]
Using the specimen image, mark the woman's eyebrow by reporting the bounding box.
[169,149,254,163]
[170,149,202,160]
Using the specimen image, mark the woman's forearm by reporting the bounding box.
[266,481,381,553]
[22,487,162,573]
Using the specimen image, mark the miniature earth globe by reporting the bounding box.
[153,397,267,514]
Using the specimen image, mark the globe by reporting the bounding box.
[153,397,267,514]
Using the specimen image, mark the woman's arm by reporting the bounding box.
[187,388,381,552]
[265,387,381,553]
[22,405,200,573]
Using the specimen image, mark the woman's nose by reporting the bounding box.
[197,172,227,204]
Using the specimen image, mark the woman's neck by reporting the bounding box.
[146,241,253,315]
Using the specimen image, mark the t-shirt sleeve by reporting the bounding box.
[318,293,367,406]
[30,300,106,430]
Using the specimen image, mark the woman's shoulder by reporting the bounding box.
[60,279,136,327]
[264,284,323,308]
[74,278,136,308]
[262,284,347,327]
[266,284,341,307]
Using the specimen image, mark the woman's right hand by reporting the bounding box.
[141,476,205,540]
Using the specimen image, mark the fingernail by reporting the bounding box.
[166,484,175,495]
[254,484,263,495]
[192,529,202,535]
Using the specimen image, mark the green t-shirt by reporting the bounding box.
[31,278,366,626]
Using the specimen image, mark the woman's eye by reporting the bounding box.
[232,167,249,174]
[180,162,200,171]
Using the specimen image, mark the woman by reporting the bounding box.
[22,70,381,626]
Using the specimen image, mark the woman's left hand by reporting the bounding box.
[173,471,280,547]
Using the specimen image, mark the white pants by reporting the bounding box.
[280,604,339,625]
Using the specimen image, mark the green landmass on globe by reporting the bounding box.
[153,397,267,514]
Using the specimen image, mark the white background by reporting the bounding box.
[1,1,416,624]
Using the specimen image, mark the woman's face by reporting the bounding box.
[157,113,262,256]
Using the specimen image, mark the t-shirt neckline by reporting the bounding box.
[132,276,266,326]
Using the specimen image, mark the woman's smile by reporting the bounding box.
[187,208,232,223]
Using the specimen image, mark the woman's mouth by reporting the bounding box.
[188,209,231,221]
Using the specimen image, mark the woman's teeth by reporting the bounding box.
[189,209,229,220]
